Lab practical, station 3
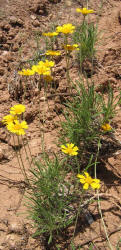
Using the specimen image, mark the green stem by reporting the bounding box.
[64,35,71,86]
[13,135,25,177]
[25,136,33,162]
[17,135,29,185]
[21,135,32,168]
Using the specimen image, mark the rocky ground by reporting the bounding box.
[0,0,121,249]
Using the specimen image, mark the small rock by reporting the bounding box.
[30,1,48,16]
[55,96,60,103]
[32,20,40,27]
[3,44,10,50]
[9,16,18,24]
[30,15,36,20]
[0,33,7,43]
[9,16,23,27]
[0,68,5,76]
[65,0,72,7]
[5,234,22,249]
[12,44,19,52]
[8,220,24,234]
[1,23,11,31]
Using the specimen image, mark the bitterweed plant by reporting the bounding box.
[2,104,31,185]
[26,153,77,244]
[73,20,98,71]
[60,77,121,152]
[101,85,121,124]
[60,78,102,149]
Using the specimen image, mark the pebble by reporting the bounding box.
[8,219,24,234]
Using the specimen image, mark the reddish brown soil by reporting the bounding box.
[0,0,121,249]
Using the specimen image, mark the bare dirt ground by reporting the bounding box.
[0,0,121,249]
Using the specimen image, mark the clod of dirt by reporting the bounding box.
[32,19,40,27]
[1,22,11,32]
[0,68,5,76]
[4,233,23,249]
[29,0,48,16]
[9,16,24,28]
[8,219,24,234]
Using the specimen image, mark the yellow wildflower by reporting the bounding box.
[7,120,28,135]
[36,67,51,76]
[18,69,35,76]
[2,114,18,125]
[76,7,95,15]
[43,75,53,82]
[63,44,79,52]
[77,172,100,190]
[61,143,78,156]
[42,32,59,37]
[56,23,75,35]
[44,60,55,68]
[34,61,50,76]
[10,104,26,115]
[101,123,112,132]
[45,50,61,56]
[31,65,38,73]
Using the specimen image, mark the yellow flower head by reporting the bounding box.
[101,123,112,132]
[45,50,61,56]
[2,114,18,125]
[76,7,95,15]
[10,104,26,115]
[61,143,79,156]
[7,120,28,135]
[31,65,39,73]
[43,75,53,83]
[56,23,75,35]
[18,69,35,76]
[63,44,79,52]
[36,64,51,76]
[44,60,55,68]
[77,172,100,190]
[42,32,59,37]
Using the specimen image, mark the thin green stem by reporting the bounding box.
[12,135,25,177]
[25,136,33,162]
[21,135,32,168]
[17,135,29,185]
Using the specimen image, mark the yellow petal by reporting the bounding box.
[91,182,100,189]
[93,179,100,184]
[61,145,66,150]
[83,183,89,190]
[80,178,86,184]
[77,174,85,179]
[84,172,89,177]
